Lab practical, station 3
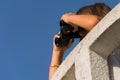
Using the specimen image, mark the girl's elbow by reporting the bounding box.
[88,17,100,31]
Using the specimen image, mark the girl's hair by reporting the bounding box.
[76,3,111,19]
[76,3,111,39]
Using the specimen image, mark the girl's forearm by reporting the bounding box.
[62,14,100,31]
[50,50,64,65]
[68,15,99,30]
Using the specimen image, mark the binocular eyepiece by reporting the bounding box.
[55,20,84,47]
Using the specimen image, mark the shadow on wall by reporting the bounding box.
[108,45,120,80]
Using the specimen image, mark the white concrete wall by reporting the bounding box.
[51,3,120,80]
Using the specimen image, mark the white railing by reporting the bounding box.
[51,3,120,80]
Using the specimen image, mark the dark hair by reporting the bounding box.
[76,3,111,19]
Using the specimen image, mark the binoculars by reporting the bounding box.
[55,20,84,47]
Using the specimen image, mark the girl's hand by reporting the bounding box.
[61,13,78,31]
[53,34,73,54]
[61,12,75,23]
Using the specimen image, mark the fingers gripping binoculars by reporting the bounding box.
[55,20,84,47]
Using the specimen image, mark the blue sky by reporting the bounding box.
[0,0,119,80]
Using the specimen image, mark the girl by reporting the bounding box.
[49,3,111,80]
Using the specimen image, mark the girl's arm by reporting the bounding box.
[49,34,73,80]
[61,13,100,31]
[49,13,100,80]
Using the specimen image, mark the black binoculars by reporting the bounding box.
[55,20,84,47]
